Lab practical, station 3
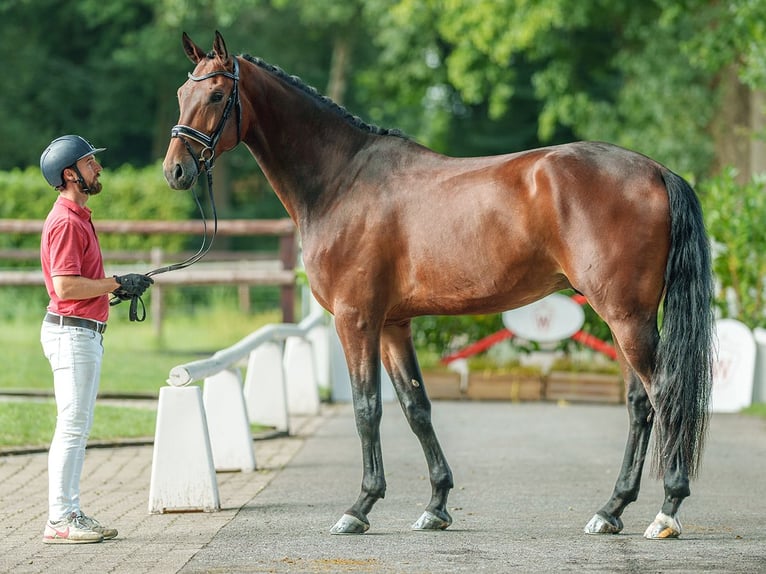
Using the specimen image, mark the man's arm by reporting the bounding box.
[52,275,120,301]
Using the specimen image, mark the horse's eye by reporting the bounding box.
[211,92,224,103]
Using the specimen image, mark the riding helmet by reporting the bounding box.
[40,135,106,188]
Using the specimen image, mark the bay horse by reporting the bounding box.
[163,32,714,539]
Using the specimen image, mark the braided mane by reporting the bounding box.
[240,54,406,139]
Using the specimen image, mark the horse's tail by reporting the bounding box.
[652,169,715,479]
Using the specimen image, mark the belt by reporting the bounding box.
[44,313,107,334]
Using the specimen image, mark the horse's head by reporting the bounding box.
[163,31,241,190]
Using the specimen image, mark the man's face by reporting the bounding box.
[75,154,103,195]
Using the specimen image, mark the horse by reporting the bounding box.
[163,31,714,539]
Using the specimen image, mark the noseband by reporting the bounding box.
[170,56,242,172]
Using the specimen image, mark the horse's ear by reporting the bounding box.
[213,30,229,60]
[182,32,206,64]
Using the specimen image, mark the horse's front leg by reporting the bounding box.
[585,370,653,534]
[330,315,386,535]
[381,322,453,531]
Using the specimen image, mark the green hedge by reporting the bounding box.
[699,168,766,329]
[0,162,195,253]
[0,163,240,320]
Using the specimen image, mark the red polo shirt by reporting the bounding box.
[40,196,109,322]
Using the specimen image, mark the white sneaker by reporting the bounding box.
[76,512,118,540]
[43,512,103,544]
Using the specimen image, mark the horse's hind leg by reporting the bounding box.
[584,314,659,535]
[592,318,690,539]
[381,321,454,530]
[643,457,689,539]
[585,364,654,534]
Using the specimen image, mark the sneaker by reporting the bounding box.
[43,512,103,544]
[75,512,118,540]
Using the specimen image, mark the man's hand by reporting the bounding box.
[113,274,154,298]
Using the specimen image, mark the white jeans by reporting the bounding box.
[40,321,103,521]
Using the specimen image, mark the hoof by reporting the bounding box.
[584,513,623,534]
[330,513,369,535]
[411,510,452,531]
[644,512,681,539]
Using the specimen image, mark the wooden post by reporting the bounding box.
[279,233,296,323]
[151,247,164,339]
[238,284,251,314]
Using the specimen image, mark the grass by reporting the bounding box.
[0,306,281,395]
[0,400,156,449]
[742,403,766,418]
[0,304,282,450]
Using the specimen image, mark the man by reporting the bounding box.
[38,135,153,544]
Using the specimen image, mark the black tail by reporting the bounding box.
[652,169,715,478]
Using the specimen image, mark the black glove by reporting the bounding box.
[113,273,154,298]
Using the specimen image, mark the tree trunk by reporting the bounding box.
[326,34,351,105]
[711,66,766,180]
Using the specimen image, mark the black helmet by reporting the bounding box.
[40,135,106,188]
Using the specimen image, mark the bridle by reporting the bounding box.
[112,57,242,322]
[170,56,242,170]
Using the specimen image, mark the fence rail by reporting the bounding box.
[0,218,295,235]
[0,218,299,333]
[168,309,326,387]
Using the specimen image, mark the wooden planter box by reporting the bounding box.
[544,371,624,404]
[467,372,544,401]
[422,370,544,401]
[422,370,463,400]
[422,369,624,404]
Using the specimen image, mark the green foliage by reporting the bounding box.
[667,0,766,90]
[413,314,503,355]
[699,168,766,328]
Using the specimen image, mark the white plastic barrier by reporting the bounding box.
[284,336,321,415]
[148,310,326,513]
[753,327,766,404]
[148,386,220,513]
[307,321,330,394]
[243,341,289,432]
[203,368,256,472]
[711,318,755,413]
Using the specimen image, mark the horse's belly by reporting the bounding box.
[392,260,570,318]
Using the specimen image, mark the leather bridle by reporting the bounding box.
[170,56,242,172]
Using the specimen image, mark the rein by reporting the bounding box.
[112,57,242,322]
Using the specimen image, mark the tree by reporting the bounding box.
[354,0,720,177]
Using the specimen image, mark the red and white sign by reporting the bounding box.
[711,318,755,413]
[502,293,585,344]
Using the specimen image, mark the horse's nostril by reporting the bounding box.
[173,164,184,181]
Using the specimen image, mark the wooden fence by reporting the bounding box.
[0,218,298,335]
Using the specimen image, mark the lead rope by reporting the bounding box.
[110,157,218,321]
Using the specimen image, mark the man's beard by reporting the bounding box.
[85,178,102,195]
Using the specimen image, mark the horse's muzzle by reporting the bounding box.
[163,156,197,190]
